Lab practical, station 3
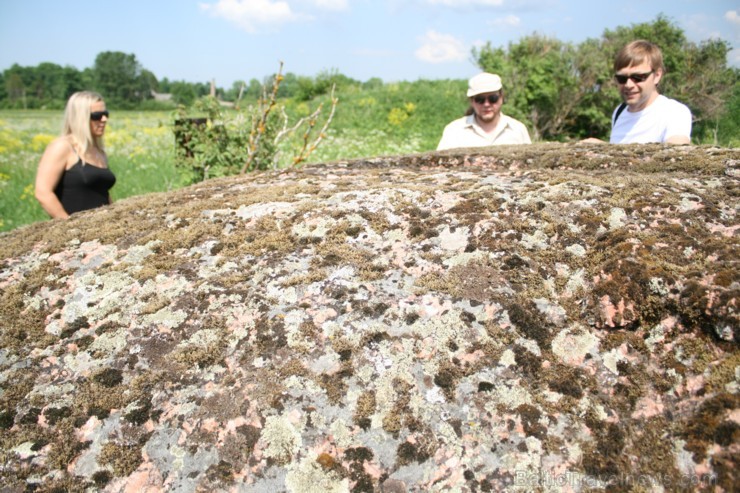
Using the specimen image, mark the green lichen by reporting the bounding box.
[260,414,302,465]
[284,456,349,493]
[0,144,736,490]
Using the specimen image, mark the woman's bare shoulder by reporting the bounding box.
[41,136,74,157]
[46,135,73,149]
[38,136,74,170]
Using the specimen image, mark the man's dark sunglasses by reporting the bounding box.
[90,110,109,121]
[473,94,500,105]
[614,71,653,84]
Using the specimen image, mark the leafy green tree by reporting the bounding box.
[276,72,300,98]
[0,72,6,103]
[158,77,172,93]
[601,14,688,73]
[223,80,245,101]
[677,40,736,143]
[244,79,263,100]
[474,34,609,140]
[284,69,360,101]
[80,67,95,91]
[32,63,84,107]
[714,78,740,146]
[295,75,320,101]
[139,69,159,95]
[315,69,359,95]
[30,63,62,101]
[193,81,211,98]
[62,66,84,99]
[92,51,153,107]
[1,62,84,108]
[362,77,383,90]
[170,81,198,106]
[4,65,30,108]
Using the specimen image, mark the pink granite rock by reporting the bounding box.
[0,143,737,492]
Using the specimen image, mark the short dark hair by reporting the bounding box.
[614,40,665,73]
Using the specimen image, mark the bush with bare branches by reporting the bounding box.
[174,62,337,183]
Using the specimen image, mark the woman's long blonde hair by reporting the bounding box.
[62,91,105,158]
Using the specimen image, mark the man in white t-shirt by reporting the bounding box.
[437,73,531,150]
[584,40,692,145]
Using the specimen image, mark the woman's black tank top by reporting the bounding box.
[53,159,116,215]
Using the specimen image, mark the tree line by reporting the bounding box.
[1,16,737,143]
[0,51,368,110]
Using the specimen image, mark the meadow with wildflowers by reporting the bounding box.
[0,110,187,232]
[0,108,426,233]
[0,81,466,232]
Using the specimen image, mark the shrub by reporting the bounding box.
[173,63,337,183]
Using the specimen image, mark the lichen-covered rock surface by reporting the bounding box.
[1,143,738,492]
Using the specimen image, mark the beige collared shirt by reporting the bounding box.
[437,113,532,150]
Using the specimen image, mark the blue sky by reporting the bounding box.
[1,0,738,88]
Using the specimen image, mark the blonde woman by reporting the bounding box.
[35,91,116,219]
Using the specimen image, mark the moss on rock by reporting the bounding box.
[0,143,737,491]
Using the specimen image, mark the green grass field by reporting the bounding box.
[0,110,190,232]
[0,81,490,232]
[0,98,448,232]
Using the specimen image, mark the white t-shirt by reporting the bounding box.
[610,95,692,144]
[437,113,532,150]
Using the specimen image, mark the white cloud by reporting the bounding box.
[308,0,349,10]
[415,30,468,63]
[199,0,308,32]
[725,10,740,25]
[490,14,521,27]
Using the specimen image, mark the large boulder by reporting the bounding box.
[1,143,738,492]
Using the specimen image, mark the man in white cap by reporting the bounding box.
[437,72,531,150]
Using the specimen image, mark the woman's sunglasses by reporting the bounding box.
[473,94,500,105]
[90,110,109,121]
[614,71,653,84]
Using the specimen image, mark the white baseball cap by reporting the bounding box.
[467,73,503,97]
